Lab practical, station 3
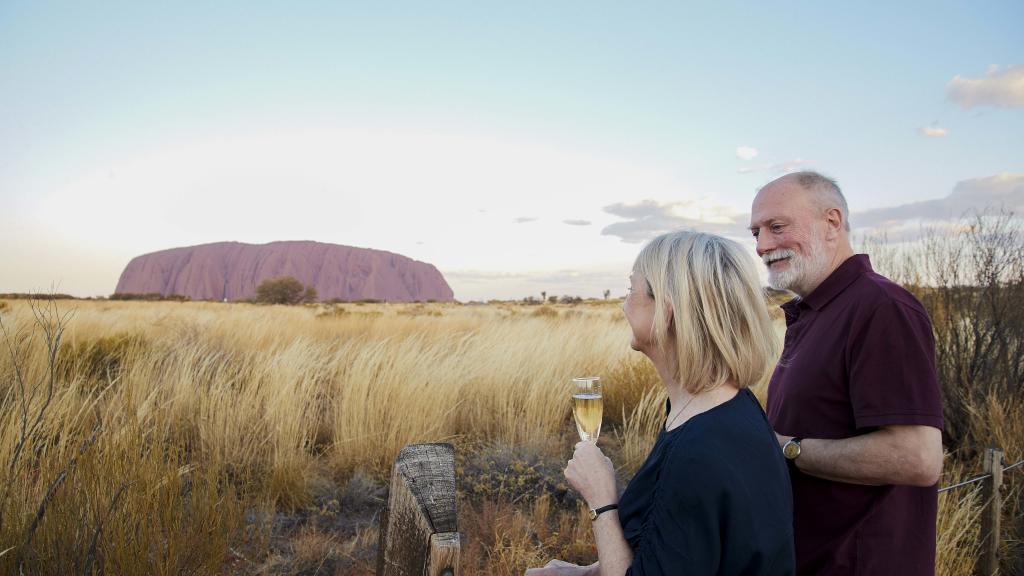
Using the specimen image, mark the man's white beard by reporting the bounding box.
[763,235,830,296]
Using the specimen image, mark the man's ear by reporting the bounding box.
[824,207,844,239]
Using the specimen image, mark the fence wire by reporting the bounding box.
[937,457,1024,494]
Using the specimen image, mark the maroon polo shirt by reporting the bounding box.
[766,254,943,576]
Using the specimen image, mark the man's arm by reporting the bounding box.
[778,424,942,486]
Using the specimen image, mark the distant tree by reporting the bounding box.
[541,291,547,302]
[255,276,317,305]
[603,289,611,300]
[302,285,318,303]
[547,295,558,304]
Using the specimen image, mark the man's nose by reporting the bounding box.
[755,233,773,256]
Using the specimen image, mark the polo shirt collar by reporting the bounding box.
[800,254,873,311]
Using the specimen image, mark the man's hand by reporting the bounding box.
[525,559,598,576]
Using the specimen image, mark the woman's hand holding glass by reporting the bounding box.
[565,440,617,511]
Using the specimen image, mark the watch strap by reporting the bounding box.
[589,503,619,520]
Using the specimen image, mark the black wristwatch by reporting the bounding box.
[588,503,619,521]
[783,437,803,461]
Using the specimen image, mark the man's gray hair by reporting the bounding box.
[791,171,851,231]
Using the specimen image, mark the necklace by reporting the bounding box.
[664,392,699,431]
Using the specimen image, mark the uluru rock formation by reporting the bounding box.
[115,241,455,302]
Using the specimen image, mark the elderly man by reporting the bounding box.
[750,171,944,575]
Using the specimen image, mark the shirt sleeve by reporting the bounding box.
[848,298,944,430]
[625,443,726,575]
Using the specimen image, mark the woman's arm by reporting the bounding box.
[564,441,633,576]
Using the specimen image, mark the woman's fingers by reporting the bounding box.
[563,441,617,506]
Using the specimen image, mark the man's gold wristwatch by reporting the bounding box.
[588,503,618,520]
[783,437,803,460]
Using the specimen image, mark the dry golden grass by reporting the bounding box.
[0,297,1019,574]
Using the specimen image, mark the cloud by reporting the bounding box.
[737,158,806,175]
[918,125,949,138]
[513,217,538,224]
[947,65,1024,109]
[601,199,741,243]
[853,173,1024,230]
[736,146,759,161]
[770,158,805,174]
[562,219,591,226]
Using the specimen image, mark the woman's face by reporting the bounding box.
[623,272,657,353]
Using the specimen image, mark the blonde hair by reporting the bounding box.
[632,231,778,393]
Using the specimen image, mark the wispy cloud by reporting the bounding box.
[601,199,740,243]
[513,217,538,224]
[770,158,805,174]
[563,219,592,226]
[854,173,1024,229]
[919,125,949,138]
[736,146,759,160]
[737,158,806,175]
[947,65,1024,109]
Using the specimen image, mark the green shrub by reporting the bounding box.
[255,277,317,305]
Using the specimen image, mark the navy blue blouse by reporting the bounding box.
[619,388,795,575]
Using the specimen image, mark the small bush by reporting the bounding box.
[457,445,577,506]
[316,305,348,319]
[255,277,317,305]
[397,305,442,318]
[532,306,558,318]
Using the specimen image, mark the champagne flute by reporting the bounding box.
[572,376,603,442]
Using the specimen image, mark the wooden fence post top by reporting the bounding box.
[976,447,1004,576]
[981,447,1004,476]
[378,443,459,576]
[395,443,458,533]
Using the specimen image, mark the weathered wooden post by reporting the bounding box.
[377,443,459,576]
[975,447,1003,576]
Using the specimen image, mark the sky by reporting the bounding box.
[1,2,1022,301]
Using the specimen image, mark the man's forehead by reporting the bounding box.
[752,180,811,220]
[756,177,805,202]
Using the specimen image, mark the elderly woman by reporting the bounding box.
[527,231,794,575]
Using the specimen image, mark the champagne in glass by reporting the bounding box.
[572,376,603,442]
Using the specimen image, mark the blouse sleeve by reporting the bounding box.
[625,441,728,575]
